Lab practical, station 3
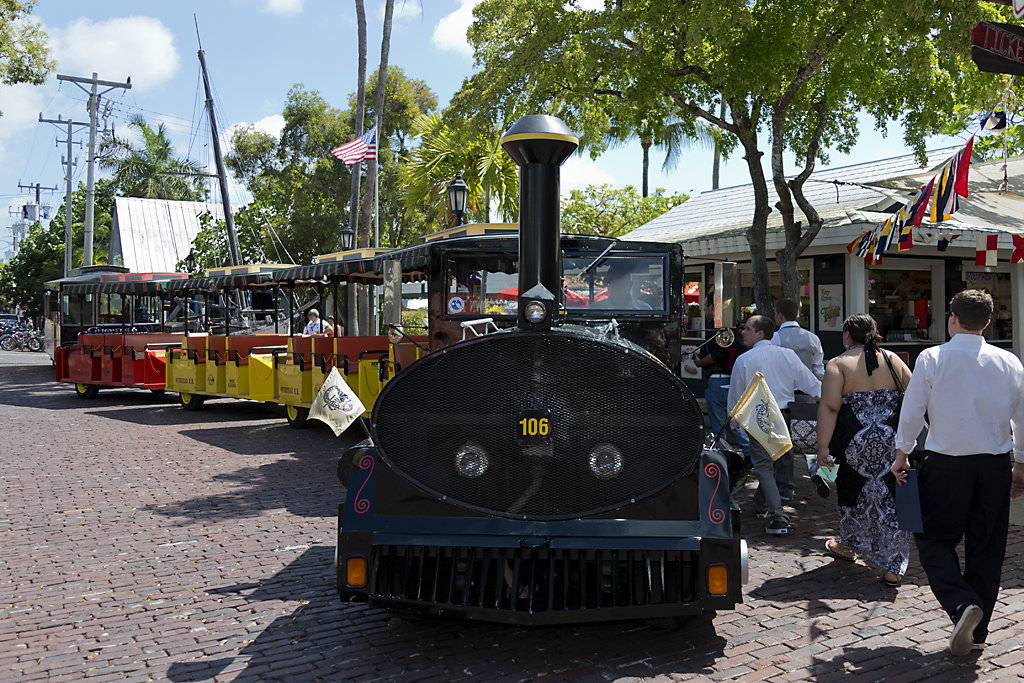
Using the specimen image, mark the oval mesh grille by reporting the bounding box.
[372,330,704,520]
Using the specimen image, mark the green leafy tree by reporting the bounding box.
[174,209,267,274]
[98,114,208,200]
[1,0,54,117]
[348,66,438,248]
[227,85,355,265]
[0,219,62,319]
[47,179,116,268]
[561,185,688,238]
[456,0,1009,313]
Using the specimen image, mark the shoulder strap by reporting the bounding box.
[882,350,904,395]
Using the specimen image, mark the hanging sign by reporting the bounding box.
[971,22,1024,76]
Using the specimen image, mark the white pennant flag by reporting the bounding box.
[309,367,366,436]
[730,372,792,460]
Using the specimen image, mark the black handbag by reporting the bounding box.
[883,351,929,465]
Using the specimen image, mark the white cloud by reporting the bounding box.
[265,0,305,15]
[561,155,616,195]
[52,17,179,91]
[0,83,48,167]
[252,115,286,138]
[433,0,480,55]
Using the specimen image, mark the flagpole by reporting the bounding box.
[374,111,380,249]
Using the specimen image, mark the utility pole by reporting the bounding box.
[40,115,87,277]
[57,72,131,267]
[197,50,241,266]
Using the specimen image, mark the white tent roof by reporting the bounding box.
[623,145,1024,255]
[109,197,232,273]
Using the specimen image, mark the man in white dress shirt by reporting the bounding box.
[728,315,822,535]
[892,289,1024,656]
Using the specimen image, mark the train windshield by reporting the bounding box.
[563,255,667,314]
[444,253,520,317]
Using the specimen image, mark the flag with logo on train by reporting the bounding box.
[730,372,792,460]
[309,367,366,436]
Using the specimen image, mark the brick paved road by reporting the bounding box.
[1,352,1022,682]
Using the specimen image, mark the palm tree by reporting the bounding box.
[401,112,519,227]
[606,112,726,197]
[98,114,207,200]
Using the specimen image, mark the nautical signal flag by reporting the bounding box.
[1013,235,1024,264]
[907,177,935,227]
[976,234,999,266]
[331,126,377,166]
[730,372,792,460]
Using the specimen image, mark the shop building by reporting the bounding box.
[624,147,1024,374]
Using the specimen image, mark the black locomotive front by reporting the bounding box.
[335,115,746,624]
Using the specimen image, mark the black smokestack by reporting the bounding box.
[500,115,578,331]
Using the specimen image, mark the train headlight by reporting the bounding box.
[454,442,489,478]
[588,443,623,480]
[524,301,547,323]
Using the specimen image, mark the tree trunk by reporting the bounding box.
[732,106,774,318]
[641,138,651,198]
[359,0,395,249]
[346,0,368,337]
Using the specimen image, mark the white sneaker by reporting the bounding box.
[950,604,983,657]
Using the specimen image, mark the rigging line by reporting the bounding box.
[187,65,204,159]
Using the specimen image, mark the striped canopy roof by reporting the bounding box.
[272,256,381,284]
[165,272,276,292]
[61,273,189,295]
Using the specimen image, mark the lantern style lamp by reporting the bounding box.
[184,251,196,273]
[447,172,470,227]
[339,222,356,251]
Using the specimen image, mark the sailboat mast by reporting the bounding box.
[198,49,241,267]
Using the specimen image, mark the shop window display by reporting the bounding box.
[964,271,1013,341]
[867,269,932,341]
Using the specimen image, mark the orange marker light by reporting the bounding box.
[347,557,367,587]
[707,565,728,596]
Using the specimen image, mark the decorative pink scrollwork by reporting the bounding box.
[353,453,375,514]
[704,462,725,524]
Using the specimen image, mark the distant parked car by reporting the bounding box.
[0,313,19,324]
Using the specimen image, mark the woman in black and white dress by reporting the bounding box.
[817,314,913,586]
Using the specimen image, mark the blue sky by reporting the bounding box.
[0,0,966,258]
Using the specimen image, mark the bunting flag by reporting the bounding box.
[730,372,792,460]
[908,177,935,227]
[930,163,958,223]
[847,230,871,254]
[976,234,999,266]
[867,232,883,265]
[1012,235,1024,264]
[954,136,974,197]
[936,234,959,252]
[856,228,874,258]
[896,207,914,251]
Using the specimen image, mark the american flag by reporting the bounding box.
[331,126,377,166]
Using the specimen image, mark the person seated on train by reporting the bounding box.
[592,261,653,311]
[303,309,328,336]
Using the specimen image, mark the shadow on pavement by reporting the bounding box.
[167,546,728,683]
[139,421,362,520]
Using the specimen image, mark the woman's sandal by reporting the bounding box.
[825,538,856,562]
[884,573,901,587]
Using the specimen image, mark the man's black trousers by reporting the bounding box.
[914,452,1012,643]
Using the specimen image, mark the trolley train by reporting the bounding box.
[335,115,747,625]
[43,114,747,624]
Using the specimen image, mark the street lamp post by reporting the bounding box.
[447,172,470,227]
